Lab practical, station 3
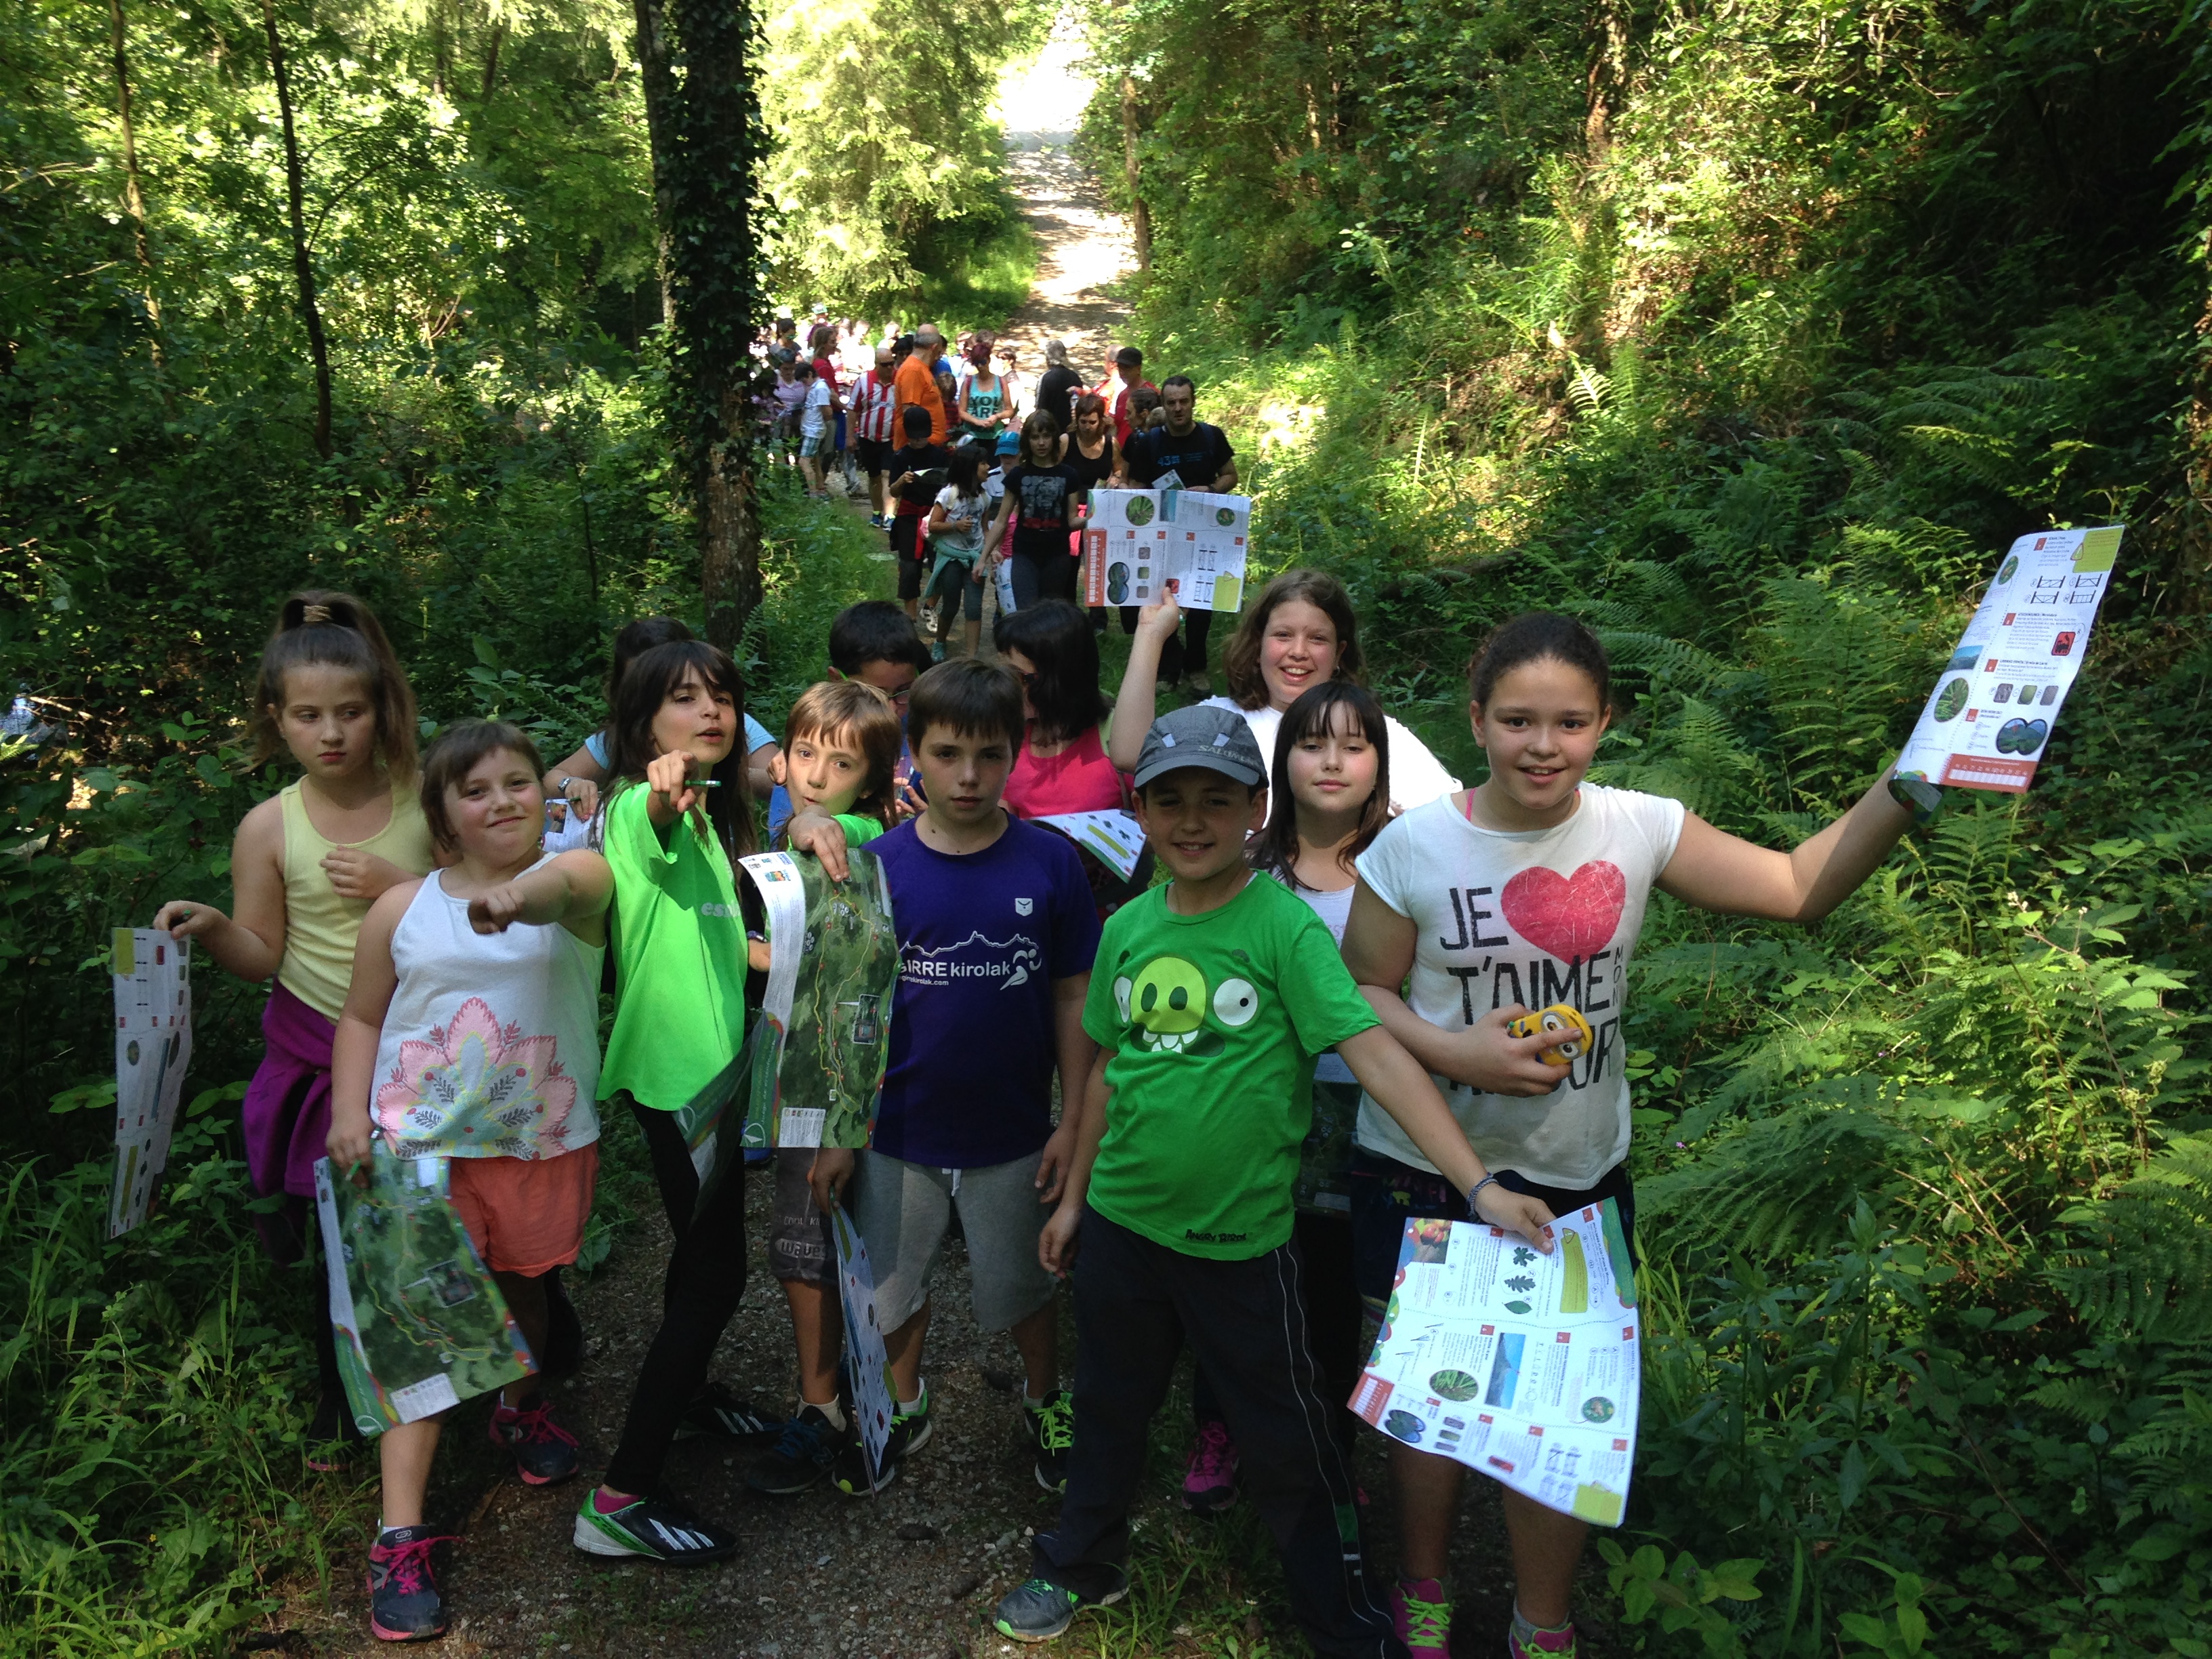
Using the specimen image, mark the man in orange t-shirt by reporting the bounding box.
[893,323,949,444]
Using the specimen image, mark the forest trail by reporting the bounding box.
[991,19,1134,382]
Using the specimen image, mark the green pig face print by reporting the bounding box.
[1114,955,1261,1057]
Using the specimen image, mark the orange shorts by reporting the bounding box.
[448,1143,599,1276]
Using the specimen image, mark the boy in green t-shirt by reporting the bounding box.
[992,706,1555,1655]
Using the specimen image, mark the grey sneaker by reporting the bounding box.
[992,1568,1128,1642]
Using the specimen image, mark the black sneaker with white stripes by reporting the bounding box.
[571,1491,737,1565]
[674,1380,782,1441]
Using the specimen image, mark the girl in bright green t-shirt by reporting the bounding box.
[572,639,761,1567]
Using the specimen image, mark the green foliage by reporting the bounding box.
[761,0,1048,319]
[1090,0,2212,1650]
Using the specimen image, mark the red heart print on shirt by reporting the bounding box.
[1500,862,1626,960]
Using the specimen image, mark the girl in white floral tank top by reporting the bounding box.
[327,720,614,1642]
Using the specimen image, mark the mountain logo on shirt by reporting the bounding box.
[1114,955,1261,1056]
[901,930,1043,991]
[1500,862,1626,961]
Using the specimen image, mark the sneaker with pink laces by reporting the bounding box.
[367,1526,451,1642]
[1180,1418,1239,1514]
[489,1393,580,1485]
[1389,1576,1453,1659]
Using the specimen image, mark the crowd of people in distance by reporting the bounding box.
[155,343,1921,1655]
[753,308,1237,692]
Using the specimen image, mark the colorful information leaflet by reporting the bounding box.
[1080,489,1250,613]
[833,1207,898,1490]
[314,1153,536,1433]
[1895,525,2123,794]
[110,928,192,1237]
[1351,1202,1639,1525]
[735,849,899,1151]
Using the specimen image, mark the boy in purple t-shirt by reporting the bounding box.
[793,658,1100,1496]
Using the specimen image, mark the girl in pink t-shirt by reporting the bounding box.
[991,600,1149,911]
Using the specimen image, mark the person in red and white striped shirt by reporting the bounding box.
[847,344,900,527]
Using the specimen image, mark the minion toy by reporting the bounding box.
[1504,1003,1594,1067]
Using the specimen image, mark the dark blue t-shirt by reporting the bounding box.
[872,816,1101,1166]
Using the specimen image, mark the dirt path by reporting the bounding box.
[990,19,1136,388]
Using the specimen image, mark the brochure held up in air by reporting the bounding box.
[1894,525,2122,795]
[1080,489,1250,613]
[1351,1202,1640,1525]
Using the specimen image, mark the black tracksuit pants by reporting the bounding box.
[602,1096,750,1496]
[1033,1207,1408,1659]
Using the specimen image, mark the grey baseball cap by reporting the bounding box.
[1132,704,1269,791]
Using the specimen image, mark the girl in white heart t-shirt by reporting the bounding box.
[1341,611,1919,1659]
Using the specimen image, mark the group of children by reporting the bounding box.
[156,573,1918,1657]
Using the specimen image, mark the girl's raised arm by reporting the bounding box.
[152,796,289,982]
[1657,772,1914,922]
[1105,590,1183,771]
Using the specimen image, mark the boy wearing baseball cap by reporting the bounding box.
[993,708,1553,1654]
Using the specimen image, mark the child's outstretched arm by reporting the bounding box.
[327,882,417,1176]
[152,797,287,982]
[468,849,614,945]
[1342,880,1574,1099]
[1337,1025,1555,1252]
[1658,772,1914,922]
[1105,588,1183,771]
[1040,1047,1111,1277]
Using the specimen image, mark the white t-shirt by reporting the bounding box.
[1202,697,1462,819]
[1275,876,1357,1084]
[800,380,834,437]
[1351,785,1685,1189]
[931,485,987,557]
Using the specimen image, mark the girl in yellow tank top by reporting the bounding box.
[150,591,433,1447]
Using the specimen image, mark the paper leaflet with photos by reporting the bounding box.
[834,1207,898,1489]
[1894,525,2122,795]
[314,1153,536,1433]
[670,851,900,1218]
[1079,489,1250,613]
[1351,1202,1639,1525]
[109,928,193,1237]
[1036,809,1147,882]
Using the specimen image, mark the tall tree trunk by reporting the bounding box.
[1584,0,1631,157]
[1120,73,1151,271]
[107,0,160,354]
[2184,228,2212,617]
[480,16,505,100]
[259,0,333,459]
[632,0,679,325]
[663,0,765,656]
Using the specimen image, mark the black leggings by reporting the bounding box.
[602,1095,750,1496]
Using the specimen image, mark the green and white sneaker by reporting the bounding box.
[832,1388,933,1496]
[1025,1389,1075,1492]
[992,1568,1128,1642]
[571,1491,736,1564]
